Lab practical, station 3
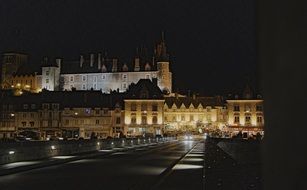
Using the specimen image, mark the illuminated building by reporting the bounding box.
[1,33,172,94]
[226,85,264,136]
[124,79,164,137]
[163,94,227,133]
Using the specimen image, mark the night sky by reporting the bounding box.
[0,0,258,96]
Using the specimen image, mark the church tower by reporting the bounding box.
[156,32,172,93]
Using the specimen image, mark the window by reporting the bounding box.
[30,113,34,118]
[49,112,52,118]
[103,109,108,115]
[46,79,49,83]
[70,76,74,82]
[116,117,121,124]
[93,76,97,82]
[152,116,158,124]
[53,104,59,110]
[23,104,28,109]
[131,113,136,124]
[23,113,27,118]
[181,115,185,121]
[234,116,240,123]
[82,84,86,90]
[46,71,49,75]
[141,104,147,111]
[131,103,137,111]
[245,116,251,123]
[123,83,127,89]
[94,84,97,89]
[96,120,100,125]
[95,110,100,115]
[206,107,211,112]
[256,105,263,111]
[257,116,263,123]
[43,104,49,109]
[82,75,86,81]
[234,105,240,111]
[190,115,194,121]
[102,75,106,80]
[122,74,127,80]
[172,116,176,122]
[146,74,150,79]
[31,104,36,109]
[141,116,147,124]
[152,104,158,111]
[22,122,26,127]
[30,122,34,127]
[65,120,69,125]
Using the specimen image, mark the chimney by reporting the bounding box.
[90,54,94,67]
[152,78,158,86]
[80,55,84,67]
[192,93,196,100]
[112,58,118,72]
[55,58,62,68]
[134,57,140,71]
[98,53,102,70]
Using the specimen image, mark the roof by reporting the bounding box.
[126,79,163,99]
[164,96,224,108]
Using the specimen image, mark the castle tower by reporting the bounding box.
[156,31,172,93]
[41,57,61,91]
[1,53,28,89]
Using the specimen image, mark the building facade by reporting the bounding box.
[225,86,264,136]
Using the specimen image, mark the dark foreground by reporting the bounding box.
[0,141,204,190]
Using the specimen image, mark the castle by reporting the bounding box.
[1,33,172,94]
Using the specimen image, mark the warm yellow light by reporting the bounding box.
[24,85,30,88]
[16,83,21,87]
[74,112,78,116]
[11,85,14,88]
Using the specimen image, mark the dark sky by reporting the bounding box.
[0,0,258,96]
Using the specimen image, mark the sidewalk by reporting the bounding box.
[0,142,157,177]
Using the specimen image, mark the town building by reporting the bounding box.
[124,79,165,137]
[225,85,264,137]
[163,94,227,134]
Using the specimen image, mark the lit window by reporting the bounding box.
[116,117,121,124]
[141,116,147,124]
[234,116,240,123]
[256,105,263,111]
[234,105,240,111]
[141,104,147,111]
[131,103,137,111]
[152,116,158,124]
[152,104,158,111]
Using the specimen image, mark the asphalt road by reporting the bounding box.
[0,140,204,190]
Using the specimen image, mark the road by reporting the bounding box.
[0,140,204,190]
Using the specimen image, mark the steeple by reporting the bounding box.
[155,31,169,62]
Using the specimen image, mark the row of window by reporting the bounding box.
[69,74,152,83]
[165,115,211,122]
[233,105,263,112]
[129,116,158,124]
[11,79,33,86]
[131,104,158,111]
[234,116,263,123]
